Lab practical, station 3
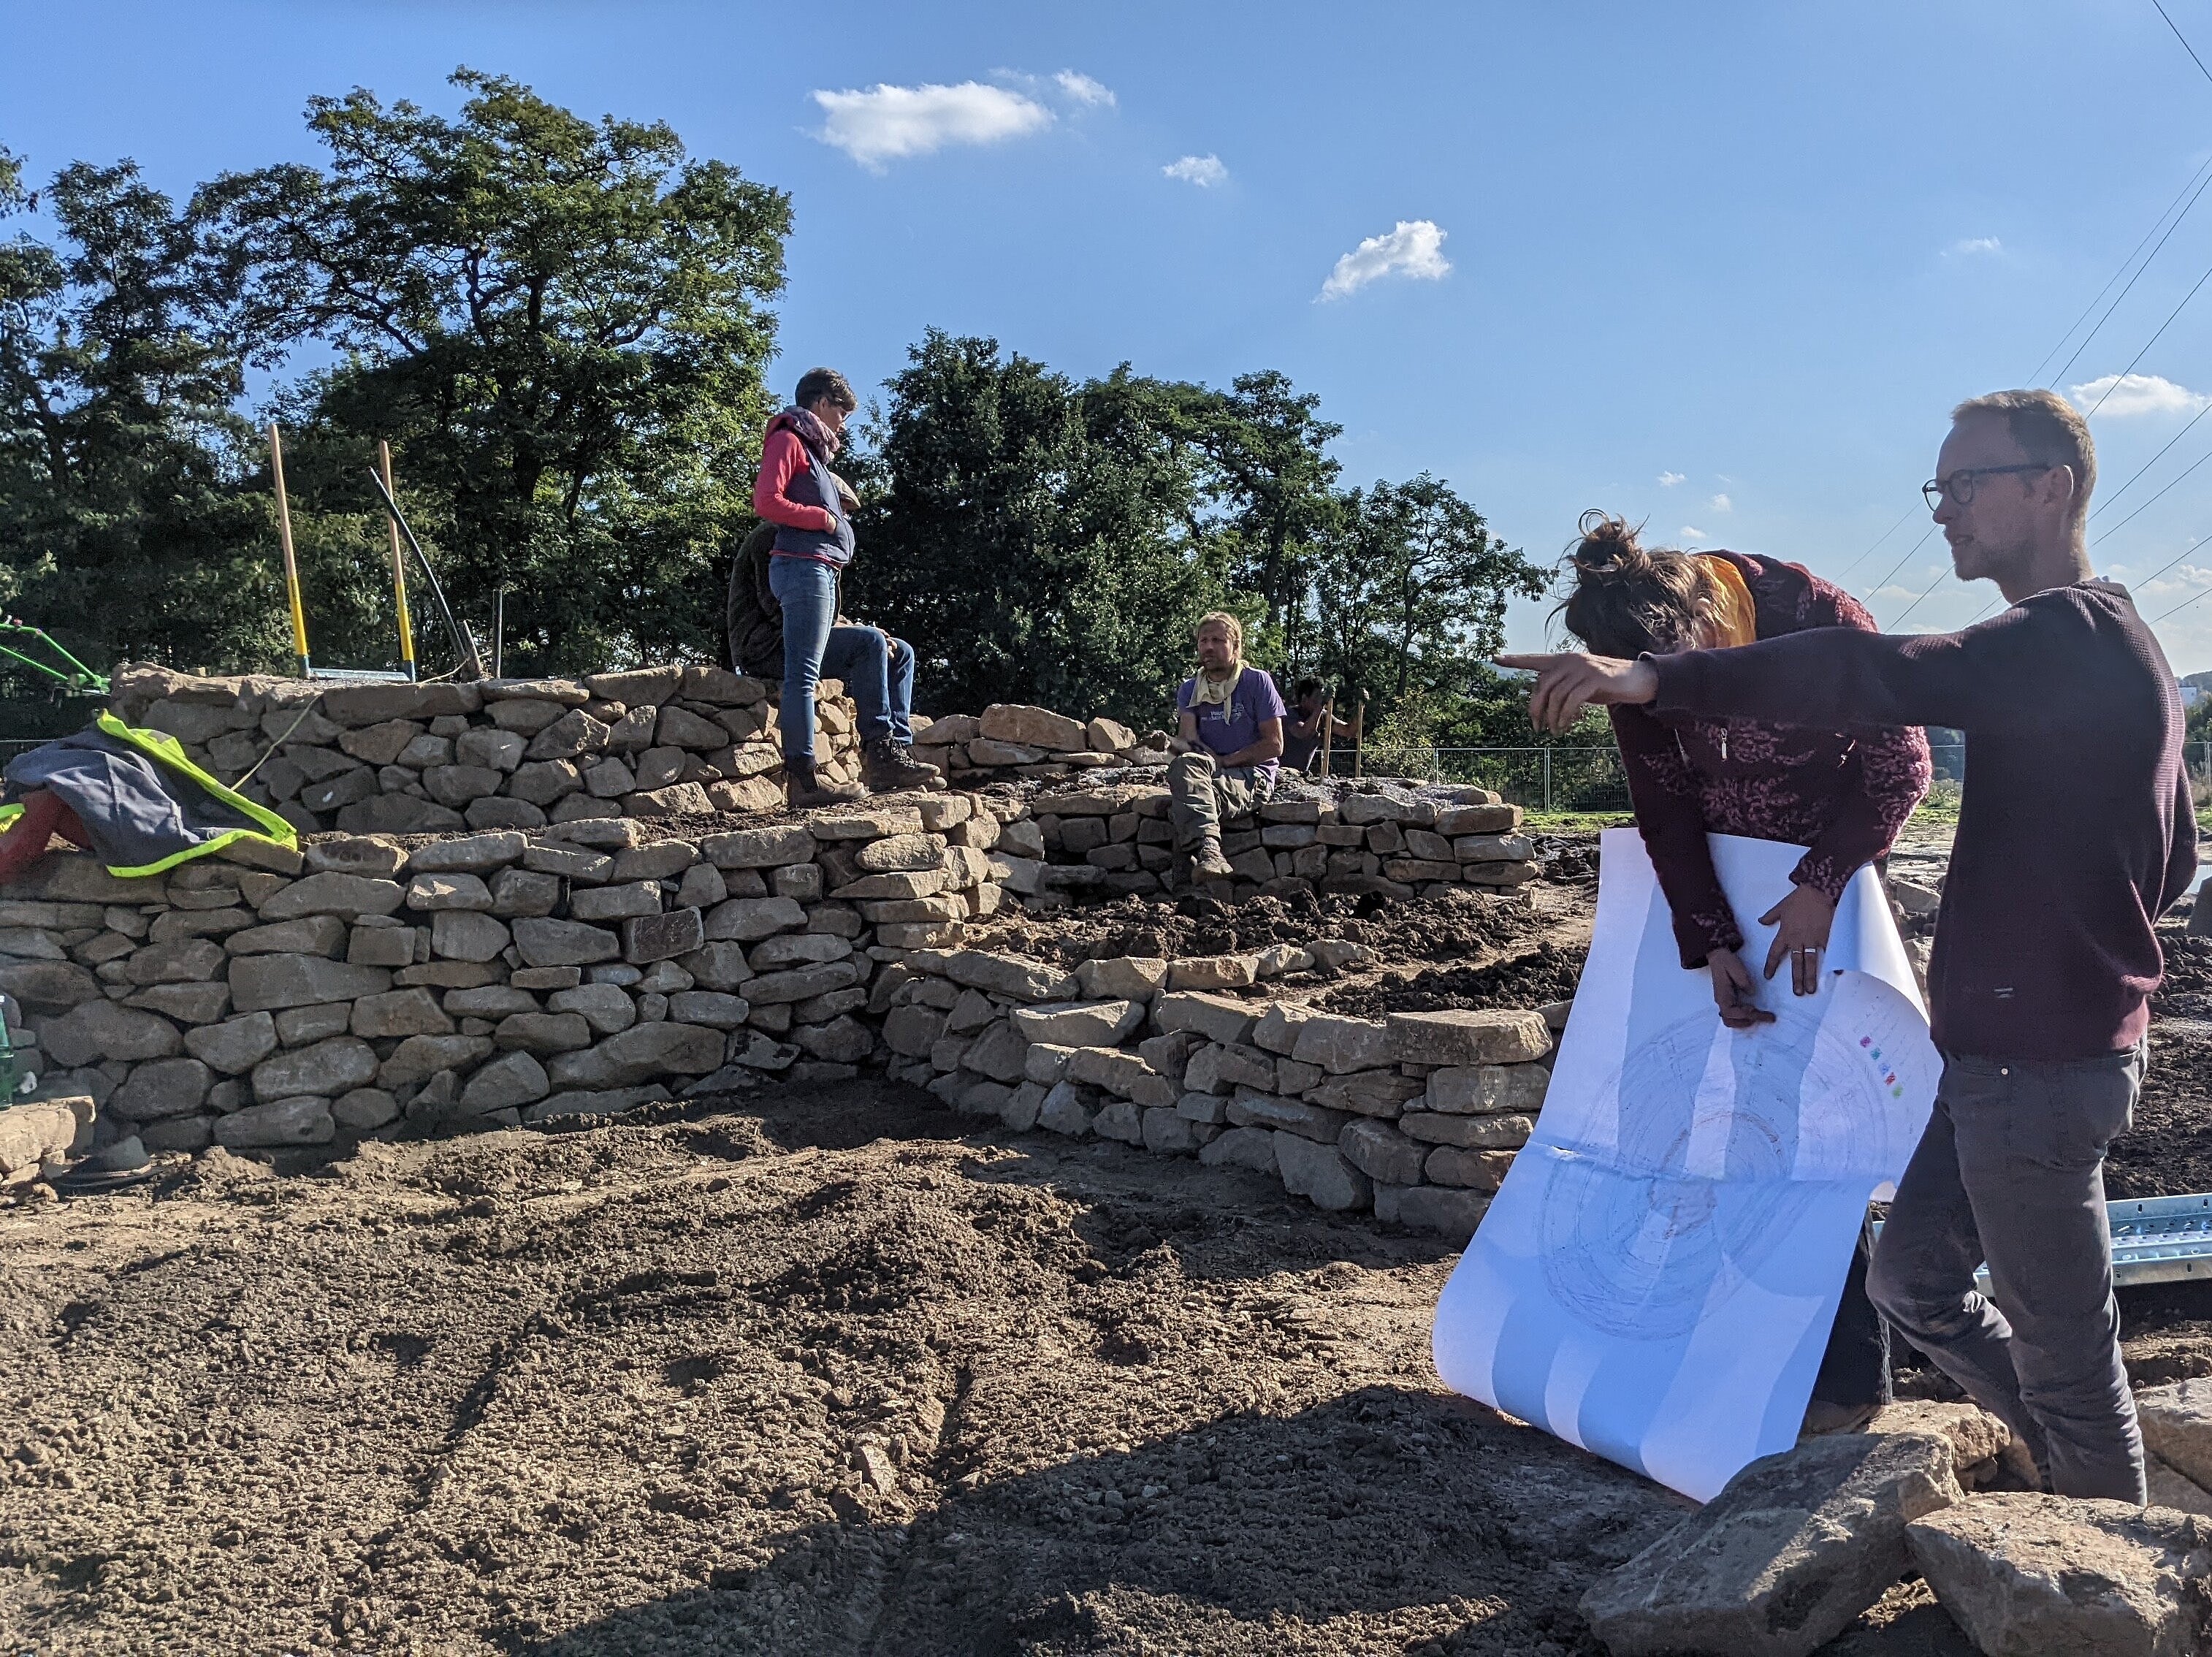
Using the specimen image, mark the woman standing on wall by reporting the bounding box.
[1557,511,1933,1431]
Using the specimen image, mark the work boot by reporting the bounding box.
[863,737,942,793]
[1191,837,1235,880]
[1799,1399,1880,1438]
[785,758,866,812]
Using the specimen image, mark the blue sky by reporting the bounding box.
[9,0,2212,673]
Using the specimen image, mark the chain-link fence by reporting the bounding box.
[1316,739,2212,816]
[1319,744,1635,812]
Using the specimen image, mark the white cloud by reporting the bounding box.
[1947,236,2003,257]
[811,81,1051,169]
[1679,526,1709,542]
[1708,492,1733,513]
[1657,471,1685,487]
[1055,70,1114,106]
[1163,153,1228,188]
[2067,373,2212,419]
[1317,219,1452,301]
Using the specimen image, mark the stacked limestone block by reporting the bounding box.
[914,704,1171,783]
[877,945,1555,1239]
[1007,782,1538,907]
[0,793,1021,1154]
[106,663,866,839]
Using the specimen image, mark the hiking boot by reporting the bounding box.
[1799,1399,1880,1438]
[785,758,866,812]
[1191,837,1235,880]
[863,738,942,793]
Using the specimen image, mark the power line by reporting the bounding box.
[1833,504,1920,584]
[2089,397,2212,520]
[1865,525,1941,600]
[2154,0,2212,86]
[2098,443,2212,542]
[1849,4,2212,632]
[1887,563,1955,628]
[2036,160,2212,388]
[2148,566,2212,622]
[2082,254,2212,416]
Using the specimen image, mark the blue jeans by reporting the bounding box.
[768,555,914,763]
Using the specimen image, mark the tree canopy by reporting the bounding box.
[0,73,1549,760]
[196,69,792,676]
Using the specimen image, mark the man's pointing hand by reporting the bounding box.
[1493,653,1660,735]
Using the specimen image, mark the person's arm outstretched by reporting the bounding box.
[1501,603,2061,738]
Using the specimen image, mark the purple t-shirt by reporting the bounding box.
[1177,668,1287,779]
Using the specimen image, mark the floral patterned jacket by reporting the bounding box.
[1609,551,1932,969]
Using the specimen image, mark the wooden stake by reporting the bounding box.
[268,423,310,677]
[379,441,417,682]
[1351,693,1368,780]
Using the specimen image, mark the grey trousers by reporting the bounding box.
[1866,1045,2147,1501]
[1167,751,1271,851]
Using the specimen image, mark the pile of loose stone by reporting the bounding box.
[1581,1390,2212,1656]
[1015,779,1536,906]
[877,948,1560,1239]
[913,703,1164,782]
[110,663,863,837]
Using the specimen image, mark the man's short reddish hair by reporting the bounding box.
[1953,388,2097,509]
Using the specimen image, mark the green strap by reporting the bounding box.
[0,715,297,878]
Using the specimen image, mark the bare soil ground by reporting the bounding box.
[1,836,2208,1656]
[1,1082,1706,1656]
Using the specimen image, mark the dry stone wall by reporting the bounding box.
[7,671,1553,1237]
[108,663,865,839]
[1012,779,1539,907]
[0,793,1014,1157]
[876,947,1560,1239]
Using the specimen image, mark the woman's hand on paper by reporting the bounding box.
[1759,883,1837,997]
[1705,947,1775,1029]
[1494,652,1658,734]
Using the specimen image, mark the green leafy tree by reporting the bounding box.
[1311,472,1545,706]
[1170,370,1342,659]
[844,330,1241,725]
[194,69,792,674]
[0,148,273,722]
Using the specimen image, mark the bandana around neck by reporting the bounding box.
[1189,662,1244,707]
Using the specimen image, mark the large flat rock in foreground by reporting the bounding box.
[1581,1430,1961,1657]
[1907,1492,2212,1657]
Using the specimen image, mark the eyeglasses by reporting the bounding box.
[1922,464,2050,509]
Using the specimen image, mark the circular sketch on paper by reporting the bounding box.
[1540,996,1904,1341]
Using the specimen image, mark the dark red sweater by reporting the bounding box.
[1651,580,2198,1059]
[1614,552,1931,969]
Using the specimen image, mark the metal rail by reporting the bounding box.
[1877,1192,2212,1296]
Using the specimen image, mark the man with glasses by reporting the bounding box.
[1499,388,2197,1502]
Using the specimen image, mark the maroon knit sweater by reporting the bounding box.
[1652,580,2199,1059]
[1613,552,1931,969]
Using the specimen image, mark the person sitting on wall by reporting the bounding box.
[1280,677,1354,776]
[748,366,939,808]
[1168,612,1286,881]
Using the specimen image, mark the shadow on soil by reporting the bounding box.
[514,1383,1690,1657]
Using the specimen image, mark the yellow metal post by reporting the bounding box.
[379,441,417,681]
[268,423,310,678]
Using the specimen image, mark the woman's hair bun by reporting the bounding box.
[1571,510,1651,576]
